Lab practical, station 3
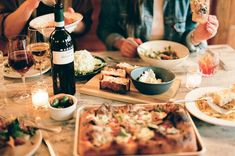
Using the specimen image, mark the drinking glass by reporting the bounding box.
[198,51,219,77]
[27,27,50,81]
[0,50,6,108]
[8,35,35,100]
[185,65,202,90]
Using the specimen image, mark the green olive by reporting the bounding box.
[51,98,59,107]
[60,96,69,105]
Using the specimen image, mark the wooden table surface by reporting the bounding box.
[1,44,235,156]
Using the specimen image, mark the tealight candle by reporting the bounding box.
[31,88,49,108]
[185,66,202,90]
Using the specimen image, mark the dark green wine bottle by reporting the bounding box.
[49,1,76,95]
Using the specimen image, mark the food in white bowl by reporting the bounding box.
[143,46,179,60]
[29,12,83,38]
[48,94,77,121]
[137,40,189,70]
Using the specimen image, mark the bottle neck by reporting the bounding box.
[54,2,64,28]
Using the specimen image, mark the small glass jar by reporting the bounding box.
[31,84,49,109]
[186,65,202,90]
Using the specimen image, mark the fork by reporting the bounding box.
[205,97,235,115]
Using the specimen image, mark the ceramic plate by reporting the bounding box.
[3,58,51,78]
[75,56,106,80]
[185,87,235,127]
[0,130,42,156]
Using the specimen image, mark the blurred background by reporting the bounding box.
[209,0,235,49]
[0,0,235,52]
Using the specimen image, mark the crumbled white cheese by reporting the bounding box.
[116,128,131,144]
[137,127,154,141]
[138,69,162,84]
[166,127,180,134]
[92,126,113,147]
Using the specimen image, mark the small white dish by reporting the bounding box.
[48,93,77,121]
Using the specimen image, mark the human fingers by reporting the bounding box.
[121,43,137,58]
[134,38,143,45]
[67,7,75,13]
[208,15,219,27]
[127,37,139,46]
[207,23,217,35]
[121,48,136,58]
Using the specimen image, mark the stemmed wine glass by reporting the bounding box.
[8,35,35,100]
[27,27,50,82]
[0,50,6,108]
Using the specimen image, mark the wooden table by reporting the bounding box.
[1,45,235,156]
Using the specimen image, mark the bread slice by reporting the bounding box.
[100,75,130,94]
[116,62,139,74]
[101,66,126,78]
[212,89,235,107]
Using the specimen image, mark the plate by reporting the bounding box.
[3,58,51,78]
[75,56,106,80]
[185,87,235,127]
[29,12,83,38]
[0,130,42,156]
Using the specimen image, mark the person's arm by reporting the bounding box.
[71,0,93,36]
[182,4,218,53]
[181,5,207,52]
[97,0,125,50]
[3,0,40,38]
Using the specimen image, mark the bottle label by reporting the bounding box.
[53,48,74,65]
[55,21,65,27]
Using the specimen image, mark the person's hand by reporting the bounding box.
[66,7,86,34]
[67,7,75,13]
[119,37,142,58]
[25,0,41,10]
[192,15,219,44]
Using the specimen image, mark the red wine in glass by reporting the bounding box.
[8,50,35,75]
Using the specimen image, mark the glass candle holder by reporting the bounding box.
[186,66,202,90]
[31,85,49,109]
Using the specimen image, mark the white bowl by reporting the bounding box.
[137,40,189,70]
[29,12,83,38]
[48,93,77,121]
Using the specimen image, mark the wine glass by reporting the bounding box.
[0,50,6,108]
[27,27,50,82]
[8,35,35,100]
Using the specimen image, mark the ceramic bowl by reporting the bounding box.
[29,12,83,38]
[130,66,175,95]
[48,93,77,121]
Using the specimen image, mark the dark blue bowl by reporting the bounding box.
[130,67,175,95]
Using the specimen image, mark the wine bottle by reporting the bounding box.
[49,1,76,95]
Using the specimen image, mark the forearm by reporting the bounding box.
[4,0,39,38]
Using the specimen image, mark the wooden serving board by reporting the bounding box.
[79,74,181,103]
